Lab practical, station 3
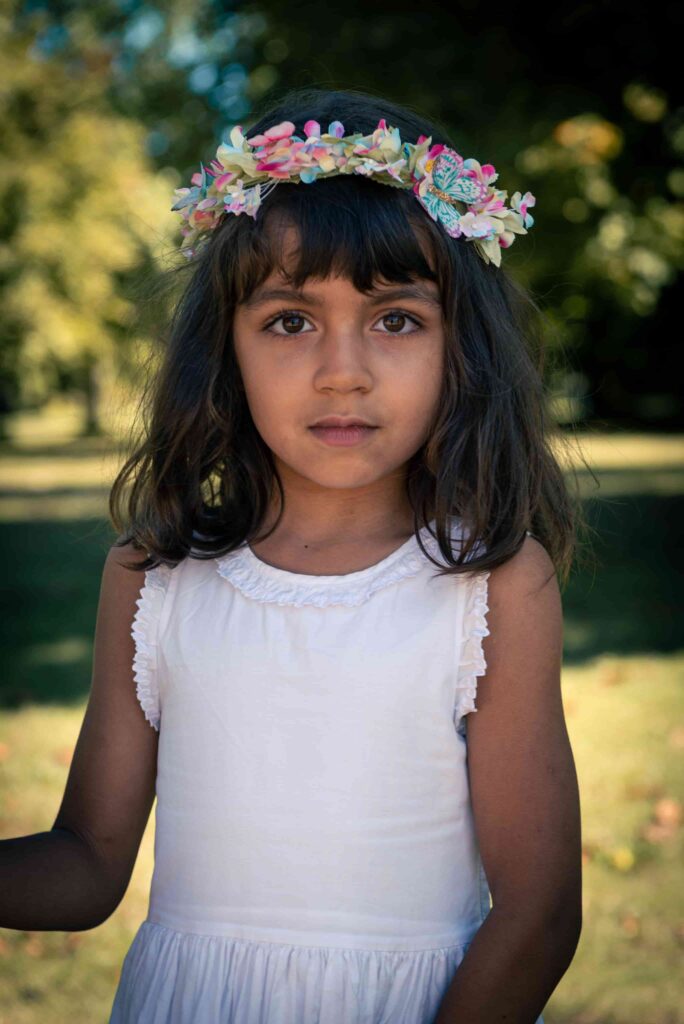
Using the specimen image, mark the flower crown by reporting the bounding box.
[171,118,536,268]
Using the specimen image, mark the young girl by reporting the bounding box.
[1,87,584,1023]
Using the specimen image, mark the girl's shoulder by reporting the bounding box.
[483,534,560,656]
[488,533,557,597]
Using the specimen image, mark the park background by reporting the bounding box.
[0,1,682,1020]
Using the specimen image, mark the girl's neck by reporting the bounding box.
[250,507,419,577]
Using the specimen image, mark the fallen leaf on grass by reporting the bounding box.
[598,663,626,687]
[581,841,599,864]
[653,797,682,827]
[624,782,664,801]
[639,796,681,843]
[23,932,44,957]
[619,910,641,938]
[62,932,82,955]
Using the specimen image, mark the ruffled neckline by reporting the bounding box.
[215,519,446,608]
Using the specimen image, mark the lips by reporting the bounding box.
[310,417,377,428]
[309,423,378,446]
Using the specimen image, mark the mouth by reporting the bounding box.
[308,424,379,446]
[309,418,378,428]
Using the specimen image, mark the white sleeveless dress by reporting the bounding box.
[109,517,544,1024]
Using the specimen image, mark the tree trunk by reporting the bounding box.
[81,354,102,437]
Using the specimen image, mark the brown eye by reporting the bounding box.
[383,313,407,332]
[264,310,314,336]
[281,315,305,333]
[376,310,422,335]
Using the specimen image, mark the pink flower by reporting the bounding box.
[245,121,296,147]
[511,190,536,228]
[191,166,210,187]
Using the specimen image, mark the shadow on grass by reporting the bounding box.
[0,492,682,710]
[1,517,116,710]
[563,492,683,663]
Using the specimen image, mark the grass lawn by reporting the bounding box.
[1,408,682,1023]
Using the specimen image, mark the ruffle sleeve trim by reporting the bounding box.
[131,564,174,731]
[454,570,491,727]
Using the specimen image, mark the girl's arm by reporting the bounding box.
[0,543,158,931]
[433,536,582,1024]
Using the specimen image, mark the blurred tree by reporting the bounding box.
[5,0,684,429]
[0,2,177,436]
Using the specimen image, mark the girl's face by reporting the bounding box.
[232,230,445,504]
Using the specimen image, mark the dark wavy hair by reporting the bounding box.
[110,86,592,587]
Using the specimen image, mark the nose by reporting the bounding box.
[313,325,373,392]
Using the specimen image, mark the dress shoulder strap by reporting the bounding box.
[453,569,491,732]
[131,563,176,731]
[452,529,534,732]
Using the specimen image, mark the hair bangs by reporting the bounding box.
[214,174,449,305]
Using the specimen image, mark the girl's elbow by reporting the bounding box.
[506,887,582,951]
[546,892,583,953]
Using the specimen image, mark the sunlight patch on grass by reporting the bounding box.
[22,638,93,668]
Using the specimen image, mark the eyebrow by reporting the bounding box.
[243,283,442,311]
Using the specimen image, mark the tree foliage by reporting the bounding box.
[0,2,177,429]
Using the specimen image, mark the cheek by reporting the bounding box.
[233,336,279,415]
[395,347,444,413]
[238,369,302,446]
[244,386,289,435]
